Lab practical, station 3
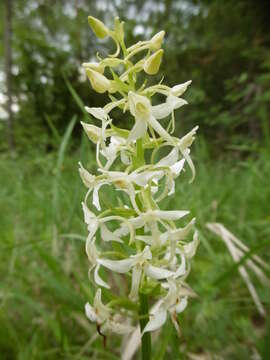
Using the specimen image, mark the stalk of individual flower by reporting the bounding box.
[78,15,199,359]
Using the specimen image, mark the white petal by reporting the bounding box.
[167,95,187,109]
[151,102,172,119]
[170,218,195,242]
[183,231,199,258]
[130,171,158,186]
[136,235,153,245]
[147,115,173,143]
[82,202,96,225]
[97,257,134,273]
[171,80,192,97]
[182,148,195,183]
[79,163,95,188]
[170,159,185,177]
[85,236,98,264]
[143,307,167,334]
[94,289,111,321]
[93,184,102,210]
[157,148,178,167]
[152,210,189,221]
[85,302,97,322]
[94,264,110,289]
[145,265,174,280]
[120,150,130,165]
[174,297,188,314]
[174,254,186,278]
[127,119,148,142]
[100,223,123,243]
[85,106,107,121]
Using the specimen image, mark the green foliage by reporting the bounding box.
[0,143,269,359]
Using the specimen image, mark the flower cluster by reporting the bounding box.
[80,16,199,337]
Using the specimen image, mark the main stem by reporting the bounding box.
[139,292,151,360]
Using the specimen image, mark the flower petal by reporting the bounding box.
[183,231,199,258]
[170,159,185,177]
[127,119,148,142]
[85,302,98,322]
[94,264,111,289]
[100,223,123,243]
[152,210,189,221]
[97,257,134,273]
[174,297,188,314]
[145,265,174,280]
[143,307,167,334]
[157,148,178,167]
[85,106,108,121]
[171,80,192,97]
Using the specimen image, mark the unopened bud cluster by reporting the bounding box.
[80,16,199,337]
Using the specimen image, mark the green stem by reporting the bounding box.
[139,292,151,360]
[134,138,145,169]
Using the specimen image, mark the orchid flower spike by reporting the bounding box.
[78,16,199,342]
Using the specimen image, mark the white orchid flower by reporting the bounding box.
[127,92,184,143]
[143,279,188,335]
[176,126,199,182]
[97,246,175,300]
[100,135,129,169]
[82,202,134,245]
[81,17,199,341]
[85,289,134,335]
[115,209,190,247]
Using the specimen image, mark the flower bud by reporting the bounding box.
[86,68,111,93]
[114,17,125,43]
[149,31,165,51]
[144,49,164,75]
[82,62,105,74]
[88,16,109,39]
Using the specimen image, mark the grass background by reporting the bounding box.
[1,122,269,359]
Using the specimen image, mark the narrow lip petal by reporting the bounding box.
[157,148,178,167]
[127,119,148,142]
[152,210,189,221]
[145,264,174,280]
[94,264,111,289]
[143,307,167,334]
[97,257,134,273]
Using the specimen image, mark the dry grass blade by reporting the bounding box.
[206,222,269,317]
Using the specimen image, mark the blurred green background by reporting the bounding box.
[0,0,269,359]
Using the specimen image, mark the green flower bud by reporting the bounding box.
[86,68,111,93]
[88,16,109,39]
[149,30,165,51]
[82,62,105,74]
[144,49,164,75]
